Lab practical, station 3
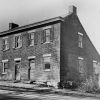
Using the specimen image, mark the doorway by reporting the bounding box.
[28,58,35,80]
[15,60,21,81]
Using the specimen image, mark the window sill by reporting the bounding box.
[14,46,22,49]
[2,72,7,74]
[44,69,51,71]
[29,44,34,46]
[43,42,51,44]
[3,49,9,51]
[78,46,83,48]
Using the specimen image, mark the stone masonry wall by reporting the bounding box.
[0,22,60,84]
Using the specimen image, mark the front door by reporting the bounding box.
[15,61,21,80]
[29,59,35,80]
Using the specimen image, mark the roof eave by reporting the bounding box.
[0,16,64,36]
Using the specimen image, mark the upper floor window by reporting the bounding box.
[45,29,51,43]
[78,32,83,48]
[2,59,8,74]
[2,37,9,51]
[28,30,35,46]
[13,34,22,49]
[41,26,54,44]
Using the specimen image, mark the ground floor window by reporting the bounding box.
[2,59,8,74]
[78,57,84,74]
[43,54,51,71]
[45,63,50,70]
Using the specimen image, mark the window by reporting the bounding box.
[45,63,50,70]
[78,57,84,74]
[45,29,51,43]
[2,37,9,51]
[78,32,83,48]
[43,54,51,71]
[2,60,8,74]
[14,34,22,48]
[41,26,54,44]
[29,32,35,46]
[93,60,99,74]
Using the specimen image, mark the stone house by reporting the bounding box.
[0,6,100,87]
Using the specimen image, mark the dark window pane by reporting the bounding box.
[45,63,50,69]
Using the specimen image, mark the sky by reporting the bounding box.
[0,0,100,53]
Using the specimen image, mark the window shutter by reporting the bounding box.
[19,35,22,48]
[28,33,31,46]
[34,32,38,45]
[0,39,3,51]
[41,30,44,44]
[50,27,54,42]
[43,30,46,43]
[12,36,15,48]
[2,39,5,50]
[7,38,9,50]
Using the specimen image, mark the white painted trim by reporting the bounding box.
[2,36,8,39]
[28,30,36,33]
[78,32,83,36]
[28,56,36,59]
[43,54,51,57]
[14,58,21,61]
[14,33,21,36]
[78,57,84,60]
[43,26,52,29]
[44,69,51,71]
[93,60,97,63]
[2,59,8,62]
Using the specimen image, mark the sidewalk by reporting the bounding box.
[0,81,100,98]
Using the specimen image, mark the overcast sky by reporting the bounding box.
[0,0,100,54]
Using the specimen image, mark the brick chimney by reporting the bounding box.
[68,5,77,15]
[9,23,19,30]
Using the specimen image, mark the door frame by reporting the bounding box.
[14,58,21,80]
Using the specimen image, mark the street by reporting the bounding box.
[0,89,99,100]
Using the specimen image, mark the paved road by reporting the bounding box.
[0,89,99,100]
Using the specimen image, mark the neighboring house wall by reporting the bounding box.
[0,23,61,84]
[60,10,100,85]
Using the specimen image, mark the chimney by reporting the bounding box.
[9,23,19,30]
[68,5,77,15]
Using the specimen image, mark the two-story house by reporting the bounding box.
[0,6,99,87]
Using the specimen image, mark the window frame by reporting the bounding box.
[29,32,35,46]
[78,57,84,74]
[45,28,51,43]
[78,32,83,48]
[42,26,52,44]
[93,60,99,74]
[43,54,51,71]
[28,30,36,46]
[2,37,9,51]
[2,59,8,74]
[14,34,22,49]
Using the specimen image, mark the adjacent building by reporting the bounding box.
[0,6,100,87]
